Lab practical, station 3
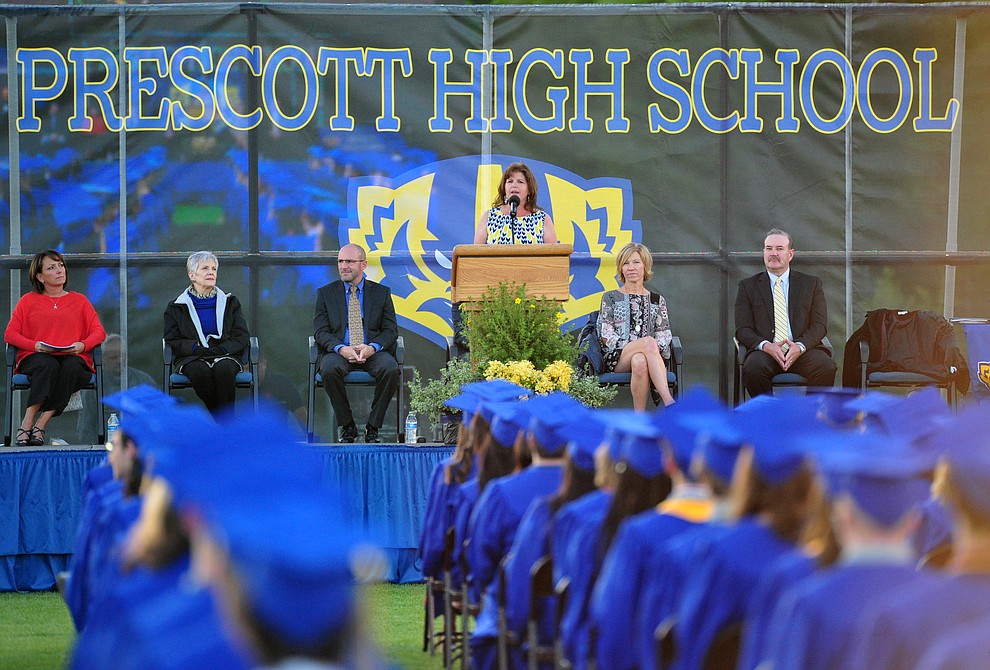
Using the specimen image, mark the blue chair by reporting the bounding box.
[163,337,259,410]
[598,336,682,402]
[5,343,105,446]
[859,339,957,409]
[733,336,834,405]
[306,335,405,443]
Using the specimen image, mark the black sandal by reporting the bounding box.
[29,427,45,447]
[16,428,32,446]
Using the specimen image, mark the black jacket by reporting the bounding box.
[842,308,970,393]
[163,288,250,370]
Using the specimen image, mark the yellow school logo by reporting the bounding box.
[979,362,990,390]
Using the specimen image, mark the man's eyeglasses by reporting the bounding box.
[338,259,364,265]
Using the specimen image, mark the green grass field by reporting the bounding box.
[0,584,440,670]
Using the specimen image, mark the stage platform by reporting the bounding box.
[0,442,454,592]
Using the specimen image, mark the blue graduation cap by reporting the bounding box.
[444,390,484,424]
[487,401,533,448]
[156,404,324,514]
[592,409,664,476]
[812,432,936,527]
[552,412,607,472]
[591,409,658,463]
[445,379,531,425]
[526,392,585,455]
[461,379,531,399]
[211,500,371,651]
[846,388,952,442]
[103,384,179,419]
[941,403,990,517]
[652,387,725,475]
[676,410,744,484]
[619,431,665,478]
[731,395,825,485]
[812,387,864,427]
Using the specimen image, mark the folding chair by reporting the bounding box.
[424,527,456,656]
[497,556,521,670]
[163,336,259,410]
[460,537,482,670]
[859,340,957,409]
[656,616,678,670]
[733,336,834,405]
[554,578,573,670]
[527,555,557,670]
[701,622,743,670]
[4,343,105,446]
[306,335,405,442]
[597,336,683,402]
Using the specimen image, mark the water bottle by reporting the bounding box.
[404,411,418,445]
[106,412,119,449]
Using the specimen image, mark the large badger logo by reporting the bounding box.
[340,155,641,349]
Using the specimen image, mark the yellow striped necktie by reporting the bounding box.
[773,276,790,353]
[348,285,364,347]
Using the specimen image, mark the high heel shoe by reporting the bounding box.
[16,428,32,446]
[28,427,45,447]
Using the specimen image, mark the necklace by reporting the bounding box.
[46,292,65,310]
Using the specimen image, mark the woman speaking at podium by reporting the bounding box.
[473,162,558,245]
[454,163,559,356]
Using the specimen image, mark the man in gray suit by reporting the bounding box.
[314,244,399,443]
[734,228,836,398]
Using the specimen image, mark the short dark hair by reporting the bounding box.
[29,249,67,293]
[765,228,793,249]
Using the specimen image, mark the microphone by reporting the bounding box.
[508,195,520,219]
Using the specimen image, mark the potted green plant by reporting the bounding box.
[467,282,616,407]
[408,282,616,443]
[407,357,476,444]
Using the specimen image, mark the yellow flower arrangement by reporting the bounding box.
[416,281,618,411]
[484,358,573,394]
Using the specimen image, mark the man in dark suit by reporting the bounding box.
[314,243,399,443]
[734,228,836,398]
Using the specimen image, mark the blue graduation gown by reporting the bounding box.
[80,463,113,506]
[83,495,142,628]
[636,522,731,670]
[65,478,124,631]
[674,518,801,670]
[117,574,252,670]
[504,495,555,638]
[469,495,559,662]
[71,552,249,670]
[915,614,990,670]
[736,551,817,670]
[846,574,990,670]
[765,560,942,670]
[553,489,612,670]
[467,465,563,608]
[912,497,953,558]
[417,458,457,580]
[591,496,710,670]
[451,478,480,598]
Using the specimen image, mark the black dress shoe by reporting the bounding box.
[650,387,662,407]
[339,424,357,443]
[365,425,381,443]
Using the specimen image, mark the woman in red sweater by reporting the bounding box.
[4,250,106,446]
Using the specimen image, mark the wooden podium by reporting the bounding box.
[451,243,573,307]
